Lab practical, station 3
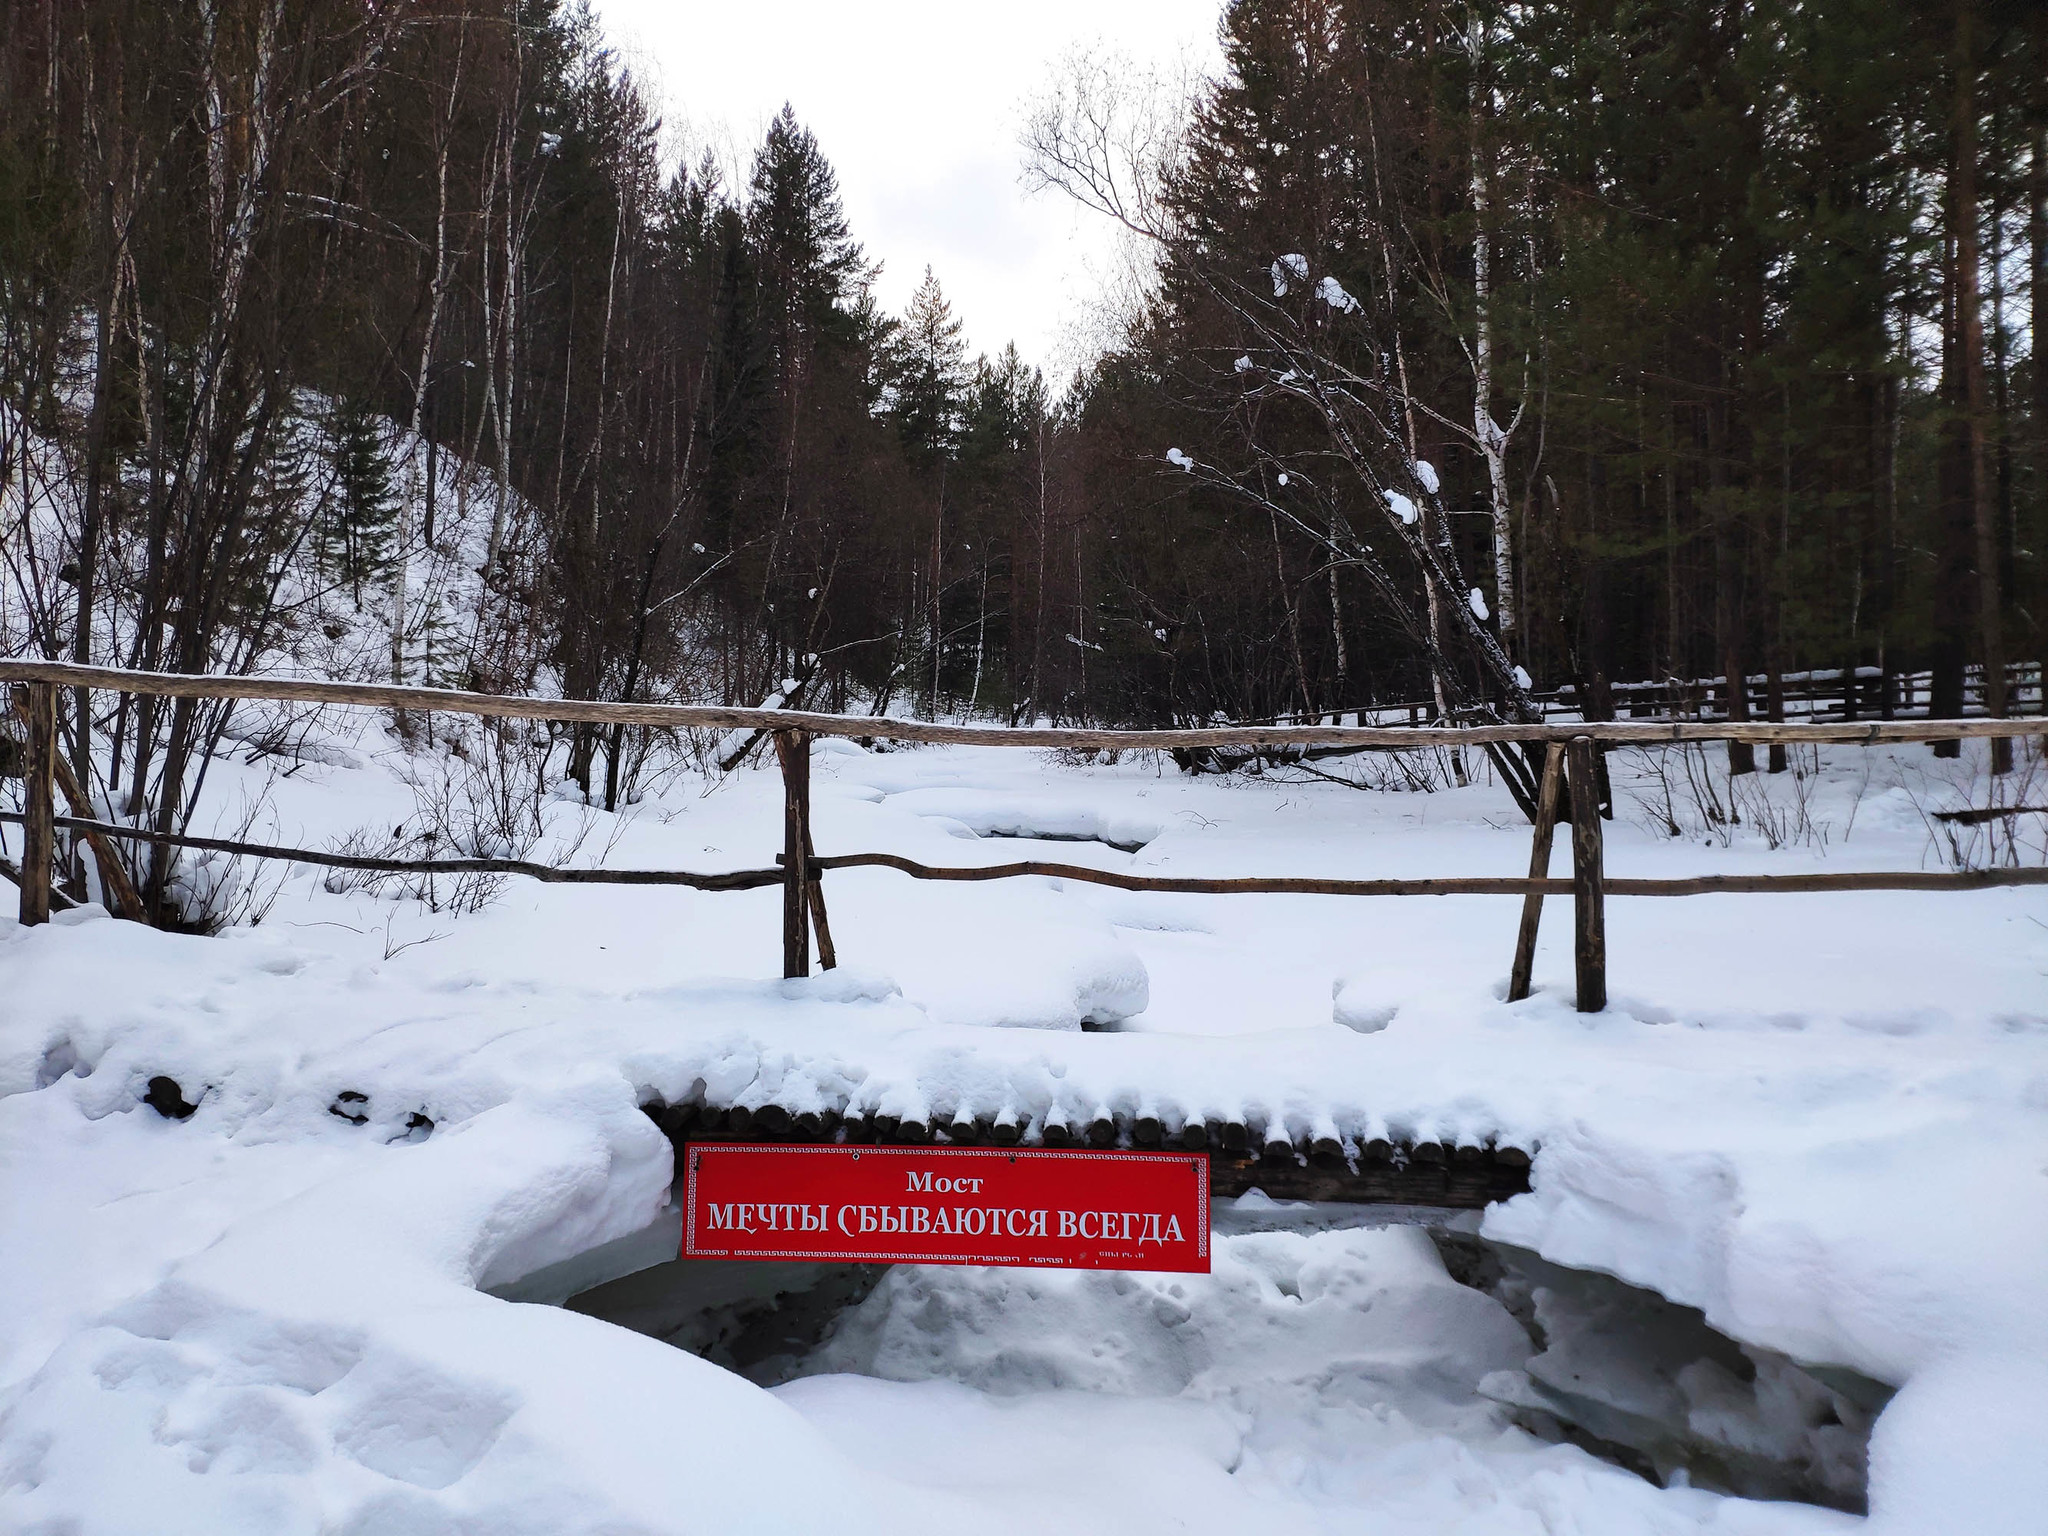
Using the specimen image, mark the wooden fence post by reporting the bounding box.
[10,689,145,922]
[776,729,811,978]
[1507,741,1567,1002]
[16,683,56,926]
[1567,734,1606,1012]
[803,817,838,971]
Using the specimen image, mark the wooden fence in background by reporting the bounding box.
[1266,659,2046,730]
[3,659,2044,1013]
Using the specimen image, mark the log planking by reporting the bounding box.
[642,1099,1534,1210]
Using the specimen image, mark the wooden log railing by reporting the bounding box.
[4,660,2044,1014]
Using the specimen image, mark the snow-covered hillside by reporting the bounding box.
[3,729,2045,1534]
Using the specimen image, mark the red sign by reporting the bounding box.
[681,1143,1210,1273]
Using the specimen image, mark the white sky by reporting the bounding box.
[591,0,1221,375]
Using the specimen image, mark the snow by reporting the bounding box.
[1469,587,1490,620]
[1271,252,1309,296]
[1234,355,1254,372]
[4,728,2046,1533]
[1514,665,1534,691]
[1385,488,1420,524]
[1166,447,1194,470]
[1315,274,1359,314]
[1415,459,1440,494]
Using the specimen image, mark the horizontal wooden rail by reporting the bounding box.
[809,850,1569,896]
[811,851,2048,897]
[0,658,2033,748]
[13,813,2039,902]
[1605,868,2048,894]
[0,813,785,891]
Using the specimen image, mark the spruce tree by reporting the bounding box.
[324,398,398,608]
[747,105,867,362]
[890,266,969,466]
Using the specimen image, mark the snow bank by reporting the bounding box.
[1,1072,963,1534]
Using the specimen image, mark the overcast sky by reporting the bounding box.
[591,0,1221,375]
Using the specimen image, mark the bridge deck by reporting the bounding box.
[643,1099,1533,1209]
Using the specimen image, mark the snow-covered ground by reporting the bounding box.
[3,726,2045,1534]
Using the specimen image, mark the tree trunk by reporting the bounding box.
[1708,395,1755,775]
[1467,9,1515,649]
[2029,9,2047,725]
[1951,0,2009,770]
[72,252,114,825]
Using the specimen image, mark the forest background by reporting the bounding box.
[2,0,2044,917]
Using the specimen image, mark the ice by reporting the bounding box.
[1476,1245,1882,1507]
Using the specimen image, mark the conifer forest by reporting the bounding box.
[3,0,2044,841]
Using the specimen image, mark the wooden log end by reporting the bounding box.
[663,1100,700,1132]
[1133,1115,1163,1147]
[1180,1122,1210,1152]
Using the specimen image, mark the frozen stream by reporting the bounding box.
[536,1192,1885,1523]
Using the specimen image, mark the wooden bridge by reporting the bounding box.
[5,659,2043,1208]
